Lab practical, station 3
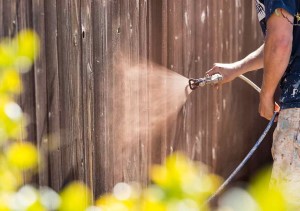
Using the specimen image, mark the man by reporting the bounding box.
[207,0,300,205]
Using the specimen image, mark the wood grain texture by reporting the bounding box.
[1,0,272,198]
[92,0,114,195]
[32,0,48,186]
[56,0,84,186]
[44,0,62,191]
[80,0,94,195]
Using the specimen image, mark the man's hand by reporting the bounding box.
[206,63,241,85]
[259,90,281,120]
[259,92,275,120]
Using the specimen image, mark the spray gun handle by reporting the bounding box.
[205,73,223,85]
[188,74,223,90]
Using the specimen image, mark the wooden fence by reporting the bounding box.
[0,0,273,197]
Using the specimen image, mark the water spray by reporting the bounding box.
[188,74,279,204]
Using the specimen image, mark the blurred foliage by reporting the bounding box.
[96,153,221,211]
[248,168,287,211]
[0,30,41,211]
[0,30,297,211]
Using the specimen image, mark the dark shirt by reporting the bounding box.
[256,0,300,109]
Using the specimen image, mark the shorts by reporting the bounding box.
[271,108,300,206]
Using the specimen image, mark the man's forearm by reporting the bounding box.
[236,44,265,74]
[206,44,265,84]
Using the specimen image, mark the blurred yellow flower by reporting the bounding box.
[96,194,131,211]
[16,30,40,61]
[0,69,22,95]
[0,40,16,68]
[141,186,166,211]
[6,142,38,171]
[0,167,21,191]
[59,182,91,211]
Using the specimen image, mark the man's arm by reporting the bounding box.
[206,44,264,85]
[259,9,293,120]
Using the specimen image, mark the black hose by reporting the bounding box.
[205,111,279,204]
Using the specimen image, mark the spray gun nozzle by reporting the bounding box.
[189,79,199,90]
[189,74,223,91]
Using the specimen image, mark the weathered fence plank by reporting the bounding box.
[147,0,165,166]
[110,0,122,191]
[56,0,84,186]
[44,0,62,191]
[32,0,49,186]
[92,0,114,195]
[138,0,149,187]
[122,0,141,183]
[80,0,94,195]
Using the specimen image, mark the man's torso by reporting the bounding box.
[256,0,300,109]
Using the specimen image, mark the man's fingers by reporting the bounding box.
[206,69,214,75]
[206,66,219,75]
[258,103,280,121]
[260,113,272,121]
[259,105,272,120]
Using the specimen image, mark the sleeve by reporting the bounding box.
[264,0,297,21]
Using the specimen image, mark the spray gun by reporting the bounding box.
[189,74,223,90]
